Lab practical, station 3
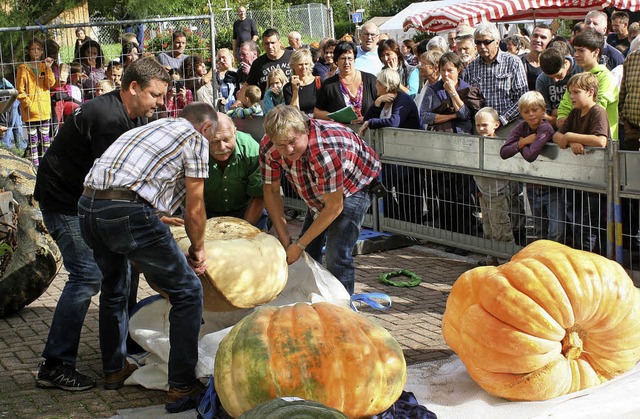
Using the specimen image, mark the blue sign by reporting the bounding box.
[352,12,363,24]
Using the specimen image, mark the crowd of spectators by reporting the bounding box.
[2,7,640,256]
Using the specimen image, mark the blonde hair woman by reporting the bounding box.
[283,48,318,115]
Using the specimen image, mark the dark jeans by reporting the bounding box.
[300,189,371,295]
[78,196,202,386]
[41,210,103,367]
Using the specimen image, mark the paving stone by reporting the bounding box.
[0,234,475,417]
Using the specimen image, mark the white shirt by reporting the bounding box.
[355,47,384,76]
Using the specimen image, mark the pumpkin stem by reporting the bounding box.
[561,328,584,360]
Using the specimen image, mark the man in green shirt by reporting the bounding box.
[203,112,267,229]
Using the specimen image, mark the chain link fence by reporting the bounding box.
[215,4,334,47]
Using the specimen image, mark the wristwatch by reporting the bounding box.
[295,240,307,250]
[450,92,458,97]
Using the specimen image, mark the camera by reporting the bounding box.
[174,80,185,91]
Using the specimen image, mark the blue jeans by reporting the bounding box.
[527,186,566,243]
[41,210,103,367]
[1,101,26,150]
[301,189,371,295]
[78,196,202,386]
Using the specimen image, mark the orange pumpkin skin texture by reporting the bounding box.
[442,240,640,401]
[214,302,407,418]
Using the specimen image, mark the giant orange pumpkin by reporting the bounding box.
[214,302,407,418]
[442,240,640,401]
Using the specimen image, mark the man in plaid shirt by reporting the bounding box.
[79,103,217,407]
[462,22,528,127]
[260,106,381,295]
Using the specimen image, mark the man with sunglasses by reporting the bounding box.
[462,22,528,128]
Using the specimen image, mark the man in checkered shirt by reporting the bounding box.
[462,22,528,128]
[260,106,381,295]
[79,102,217,406]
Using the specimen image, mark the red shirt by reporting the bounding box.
[260,119,380,212]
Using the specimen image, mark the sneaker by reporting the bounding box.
[166,380,206,404]
[104,360,138,390]
[36,362,96,391]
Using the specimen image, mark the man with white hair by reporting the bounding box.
[455,34,477,68]
[461,22,528,127]
[287,31,303,50]
[584,10,624,70]
[355,22,384,75]
[203,112,266,228]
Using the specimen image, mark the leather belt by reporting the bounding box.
[82,187,148,204]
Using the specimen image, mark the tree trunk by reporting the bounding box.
[0,148,61,318]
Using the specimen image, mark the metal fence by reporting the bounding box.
[218,4,334,43]
[237,118,637,282]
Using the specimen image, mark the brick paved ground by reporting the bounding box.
[0,239,476,419]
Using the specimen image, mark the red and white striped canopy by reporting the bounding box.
[403,0,640,33]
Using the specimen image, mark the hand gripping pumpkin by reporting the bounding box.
[214,302,407,418]
[442,240,640,401]
[172,217,287,311]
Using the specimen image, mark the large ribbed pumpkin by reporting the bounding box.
[443,240,640,401]
[214,302,407,418]
[171,217,287,311]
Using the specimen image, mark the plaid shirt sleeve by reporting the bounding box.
[259,134,281,184]
[502,57,528,126]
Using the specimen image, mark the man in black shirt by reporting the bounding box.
[34,57,171,391]
[232,6,258,59]
[237,28,292,101]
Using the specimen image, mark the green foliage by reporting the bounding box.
[145,27,213,65]
[0,243,14,258]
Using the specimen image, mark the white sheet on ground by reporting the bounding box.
[406,355,640,419]
[126,253,351,390]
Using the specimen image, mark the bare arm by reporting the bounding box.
[242,197,265,227]
[561,132,608,148]
[183,176,207,274]
[286,189,343,265]
[263,180,290,248]
[313,107,331,120]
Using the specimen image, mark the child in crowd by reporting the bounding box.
[16,38,56,166]
[105,60,123,89]
[553,72,609,253]
[555,30,618,139]
[262,68,287,114]
[95,79,116,96]
[79,39,106,100]
[164,69,193,117]
[51,63,82,133]
[500,91,561,243]
[473,107,514,265]
[227,85,263,118]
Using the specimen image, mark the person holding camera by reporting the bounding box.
[164,69,192,117]
[260,105,381,295]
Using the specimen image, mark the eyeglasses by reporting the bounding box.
[361,32,379,38]
[474,39,496,46]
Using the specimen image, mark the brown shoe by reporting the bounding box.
[165,380,206,404]
[104,361,138,390]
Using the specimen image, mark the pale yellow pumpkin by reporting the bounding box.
[442,240,640,400]
[172,217,287,311]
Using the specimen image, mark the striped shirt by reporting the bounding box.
[620,50,640,126]
[260,119,380,213]
[462,50,528,126]
[84,118,209,214]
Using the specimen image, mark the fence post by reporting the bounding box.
[206,3,219,105]
[607,140,623,262]
[307,4,314,39]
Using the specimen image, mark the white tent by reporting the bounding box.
[379,0,462,40]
